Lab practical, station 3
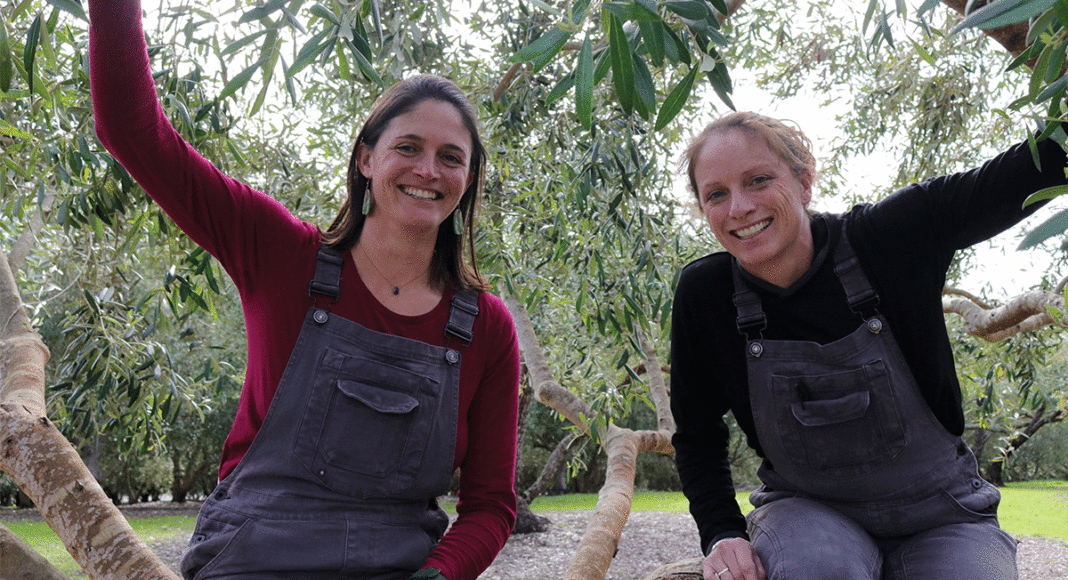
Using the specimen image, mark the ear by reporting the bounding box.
[465,171,476,193]
[799,171,814,206]
[356,143,373,179]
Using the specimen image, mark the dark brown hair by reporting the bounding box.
[321,74,489,292]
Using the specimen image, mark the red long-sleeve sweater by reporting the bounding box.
[88,2,520,577]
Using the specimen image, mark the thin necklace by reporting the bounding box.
[358,243,428,296]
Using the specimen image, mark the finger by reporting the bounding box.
[718,548,742,580]
[702,553,726,580]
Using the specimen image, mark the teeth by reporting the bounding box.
[401,186,438,200]
[734,219,771,240]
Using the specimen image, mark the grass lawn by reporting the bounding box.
[531,480,1068,540]
[4,515,197,578]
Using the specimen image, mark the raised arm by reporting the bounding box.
[88,0,307,284]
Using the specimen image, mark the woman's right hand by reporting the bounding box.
[703,537,766,580]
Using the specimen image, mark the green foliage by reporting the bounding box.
[1002,420,1068,481]
[509,0,734,129]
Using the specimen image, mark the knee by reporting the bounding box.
[763,545,880,580]
[749,498,881,580]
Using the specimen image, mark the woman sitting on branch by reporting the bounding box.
[671,111,1064,580]
[88,1,521,579]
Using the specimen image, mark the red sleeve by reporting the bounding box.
[88,0,308,290]
[426,294,521,580]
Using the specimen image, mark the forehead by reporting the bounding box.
[380,99,473,153]
[694,128,784,182]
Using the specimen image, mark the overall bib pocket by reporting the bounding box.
[294,348,442,496]
[771,361,907,477]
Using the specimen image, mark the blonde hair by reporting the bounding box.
[682,112,817,202]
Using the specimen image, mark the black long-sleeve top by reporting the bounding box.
[670,137,1067,554]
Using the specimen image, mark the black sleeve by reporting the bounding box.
[670,258,749,552]
[855,137,1067,279]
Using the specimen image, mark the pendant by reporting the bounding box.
[393,287,400,295]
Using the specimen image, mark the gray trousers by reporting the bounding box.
[748,497,1017,580]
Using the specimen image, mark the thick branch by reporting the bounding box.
[637,330,675,435]
[503,294,593,433]
[943,285,994,310]
[0,244,49,416]
[942,289,1066,342]
[564,424,675,580]
[7,186,56,276]
[0,523,73,580]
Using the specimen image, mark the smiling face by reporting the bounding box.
[357,99,475,235]
[694,127,815,288]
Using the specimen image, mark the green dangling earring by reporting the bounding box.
[452,207,464,235]
[361,180,373,215]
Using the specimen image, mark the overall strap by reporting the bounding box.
[445,290,479,345]
[308,245,344,311]
[732,259,767,341]
[831,222,880,319]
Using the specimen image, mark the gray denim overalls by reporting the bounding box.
[180,246,479,580]
[734,225,1017,579]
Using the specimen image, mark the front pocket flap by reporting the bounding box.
[337,380,419,414]
[791,391,870,427]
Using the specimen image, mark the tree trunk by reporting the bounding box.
[524,431,584,502]
[1,247,179,580]
[0,523,73,580]
[985,403,1065,485]
[512,495,550,534]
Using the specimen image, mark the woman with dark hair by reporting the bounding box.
[88,2,521,579]
[670,111,1066,580]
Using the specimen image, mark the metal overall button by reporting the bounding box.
[313,309,328,324]
[445,349,460,365]
[748,342,764,357]
[867,318,883,334]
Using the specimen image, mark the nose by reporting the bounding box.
[412,154,439,179]
[728,190,754,217]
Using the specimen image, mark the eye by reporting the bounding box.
[750,174,773,187]
[702,189,726,205]
[441,152,465,166]
[394,143,418,155]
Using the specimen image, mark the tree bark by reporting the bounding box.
[0,523,73,580]
[0,245,179,580]
[943,287,1067,342]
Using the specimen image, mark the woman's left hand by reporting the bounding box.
[703,537,766,580]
